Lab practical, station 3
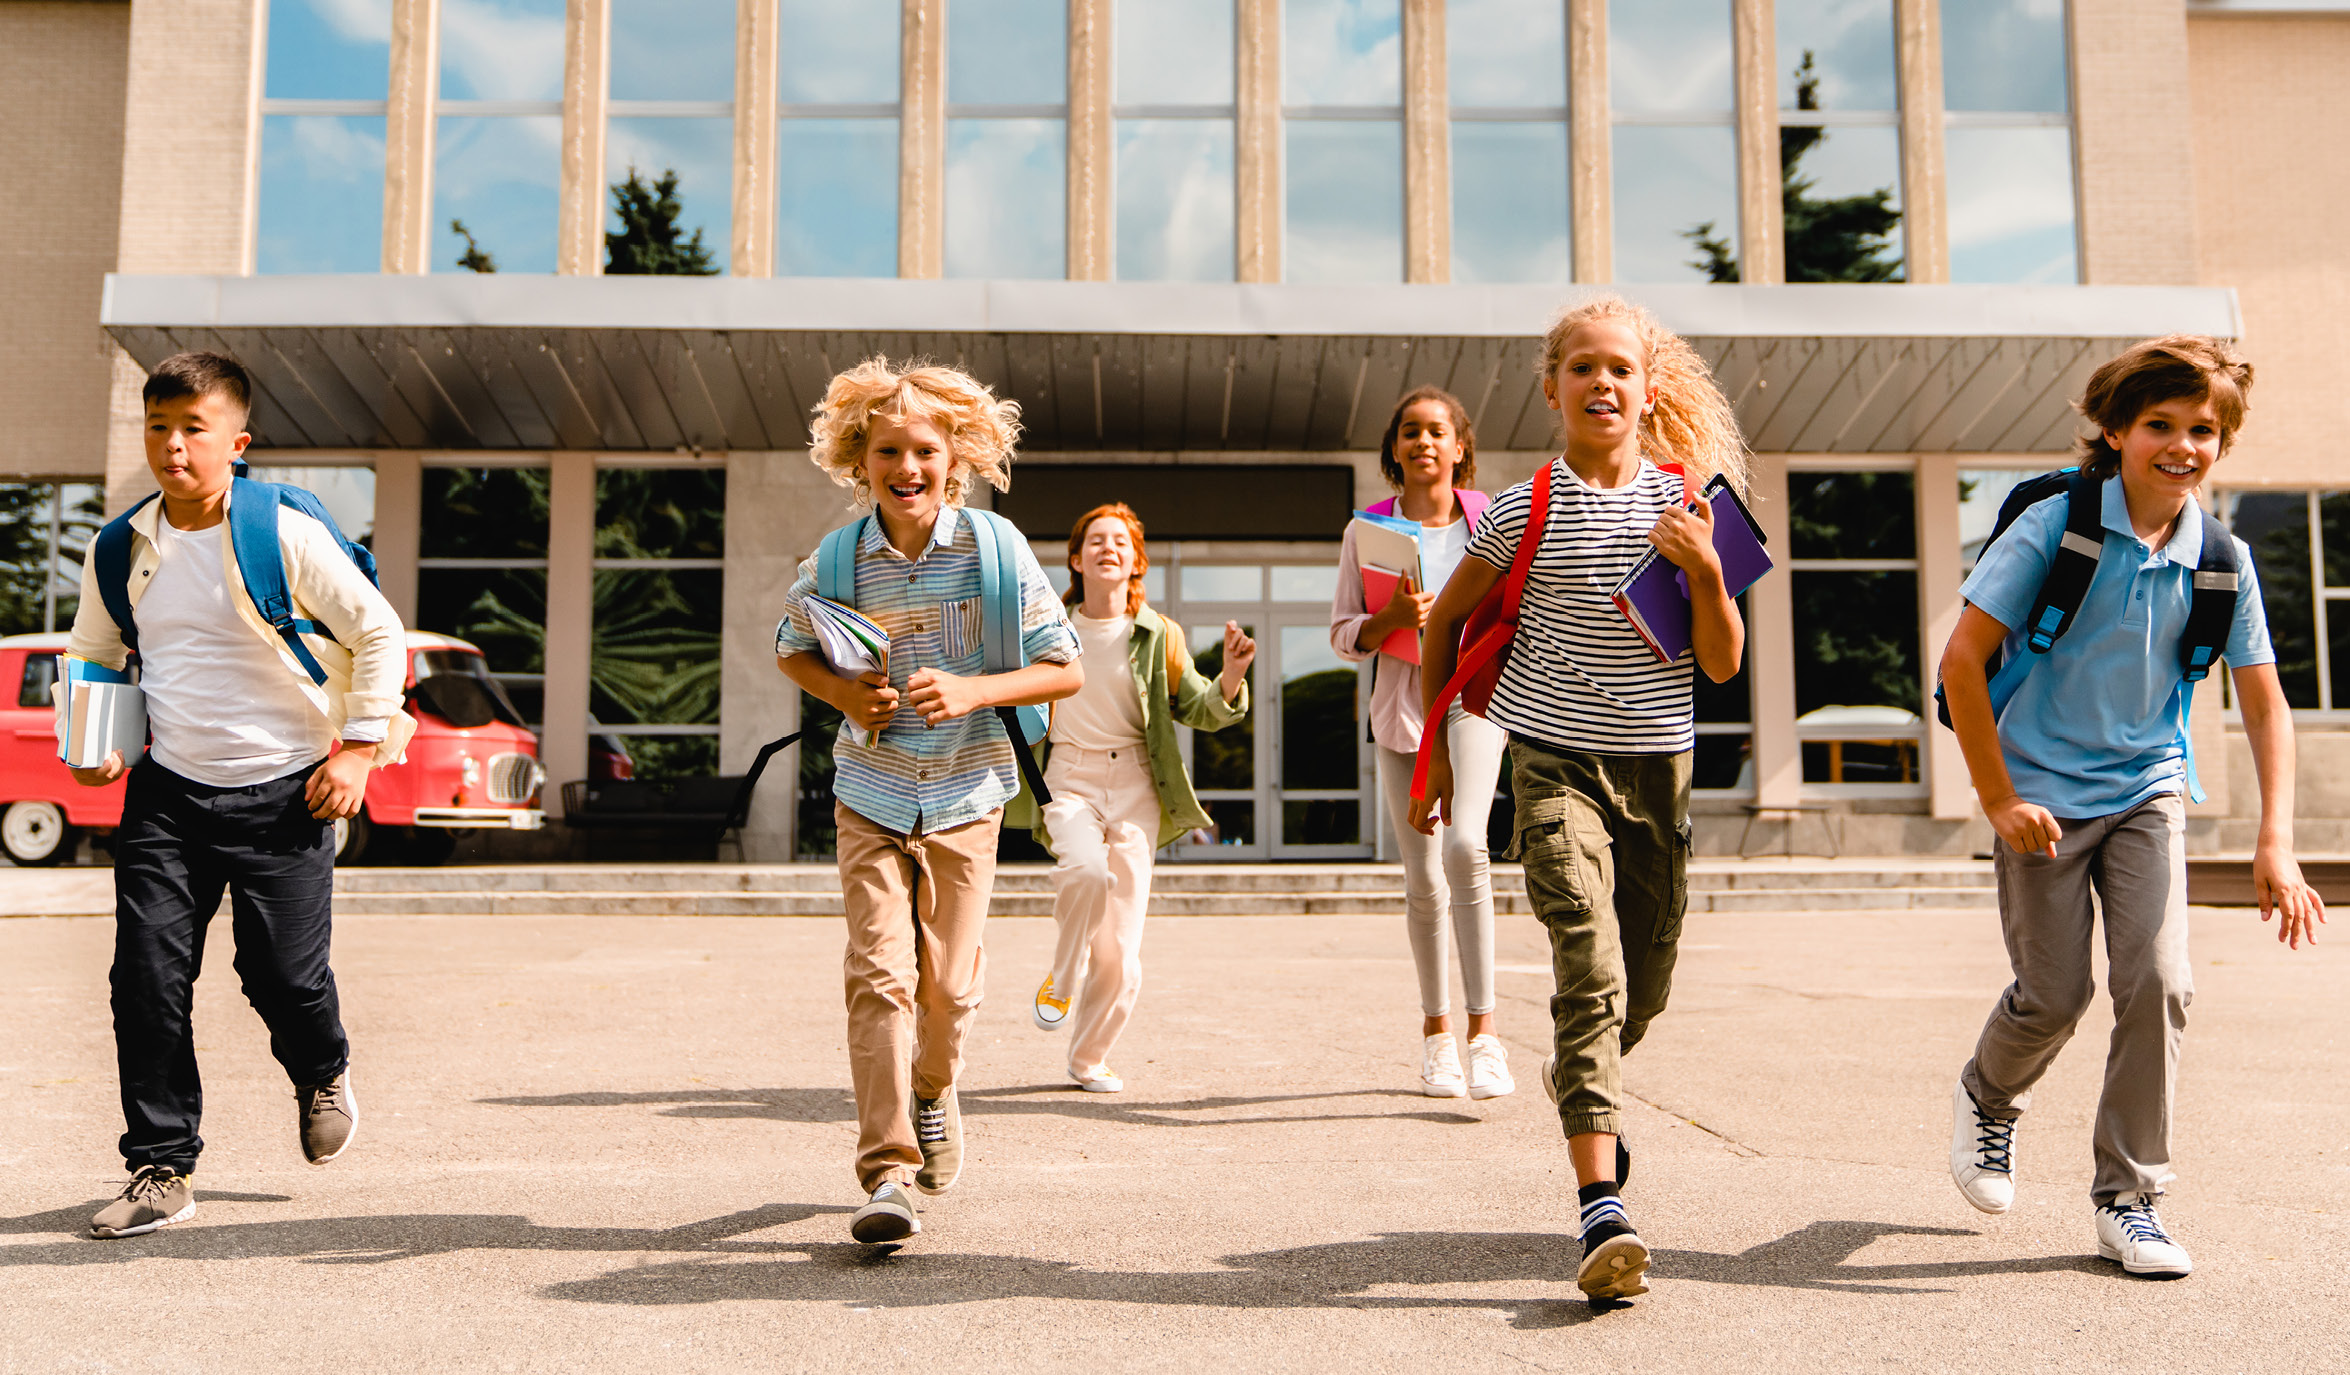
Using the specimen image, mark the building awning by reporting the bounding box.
[100,275,2240,455]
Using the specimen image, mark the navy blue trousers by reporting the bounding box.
[111,757,348,1173]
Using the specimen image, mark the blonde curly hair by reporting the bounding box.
[808,356,1023,507]
[1539,296,1750,493]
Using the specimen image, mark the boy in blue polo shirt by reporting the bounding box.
[1939,336,2324,1278]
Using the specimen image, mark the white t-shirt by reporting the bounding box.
[139,518,335,787]
[1463,458,1694,754]
[1420,514,1471,599]
[1049,613,1147,750]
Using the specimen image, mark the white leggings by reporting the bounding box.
[1376,708,1507,1018]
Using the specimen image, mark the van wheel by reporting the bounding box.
[2,801,74,866]
[405,827,456,866]
[333,812,373,866]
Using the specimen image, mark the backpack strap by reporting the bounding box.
[965,508,1053,805]
[1412,466,1551,802]
[2024,472,2107,654]
[2179,503,2240,683]
[91,495,157,656]
[814,516,867,604]
[227,478,333,686]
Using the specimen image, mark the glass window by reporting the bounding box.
[1777,0,1896,111]
[1448,0,1569,284]
[245,468,376,545]
[1188,619,1256,847]
[1182,565,1262,602]
[1940,0,2069,113]
[781,0,900,102]
[1280,624,1359,845]
[1775,0,1902,281]
[258,117,387,273]
[1611,0,1735,283]
[607,118,735,273]
[416,468,552,701]
[440,0,567,102]
[1285,0,1401,106]
[591,470,724,782]
[435,115,563,273]
[946,0,1067,279]
[1957,468,2051,570]
[1787,471,1922,788]
[1285,0,1402,284]
[1115,0,1236,282]
[612,0,736,101]
[1450,0,1565,108]
[778,0,900,278]
[2221,491,2318,709]
[0,483,102,637]
[1946,126,2077,285]
[1694,593,1754,792]
[265,0,391,100]
[1270,566,1339,602]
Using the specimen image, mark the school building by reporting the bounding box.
[3,0,2346,861]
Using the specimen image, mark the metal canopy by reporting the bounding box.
[101,276,2241,455]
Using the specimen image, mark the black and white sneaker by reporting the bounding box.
[1576,1190,1650,1300]
[2096,1195,2191,1277]
[1949,1079,2016,1214]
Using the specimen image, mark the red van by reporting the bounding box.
[0,630,545,866]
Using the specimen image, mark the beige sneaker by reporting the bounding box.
[850,1181,921,1243]
[913,1089,962,1194]
[298,1070,358,1165]
[90,1166,194,1239]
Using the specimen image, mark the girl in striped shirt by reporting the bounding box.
[1414,296,1750,1302]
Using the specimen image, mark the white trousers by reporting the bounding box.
[1042,744,1162,1074]
[1376,708,1507,1017]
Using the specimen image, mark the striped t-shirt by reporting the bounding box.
[774,505,1080,835]
[1463,458,1694,754]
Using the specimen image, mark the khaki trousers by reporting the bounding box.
[836,801,1000,1192]
[1042,745,1162,1075]
[1508,738,1691,1140]
[1962,794,2193,1204]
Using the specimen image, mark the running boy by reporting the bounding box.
[70,351,414,1238]
[1941,336,2323,1277]
[774,357,1082,1245]
[1415,297,1750,1301]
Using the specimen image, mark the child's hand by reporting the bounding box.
[840,672,900,732]
[2253,844,2327,950]
[1409,745,1452,836]
[1368,573,1433,639]
[905,667,988,725]
[1986,794,2062,859]
[1219,620,1256,699]
[305,745,376,820]
[68,750,126,787]
[1650,499,1722,583]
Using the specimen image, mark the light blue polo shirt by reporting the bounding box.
[1959,476,2273,819]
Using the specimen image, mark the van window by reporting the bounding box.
[18,653,56,708]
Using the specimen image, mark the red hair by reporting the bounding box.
[1063,502,1150,617]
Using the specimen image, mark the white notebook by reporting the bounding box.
[54,656,147,770]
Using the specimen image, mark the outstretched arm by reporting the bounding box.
[1941,604,2062,859]
[2233,661,2325,948]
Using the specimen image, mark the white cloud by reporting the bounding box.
[440,0,567,101]
[1284,0,1401,107]
[300,0,392,42]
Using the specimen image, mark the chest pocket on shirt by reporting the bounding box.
[941,596,983,660]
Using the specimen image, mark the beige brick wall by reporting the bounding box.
[2071,0,2202,286]
[0,2,129,479]
[2189,14,2350,487]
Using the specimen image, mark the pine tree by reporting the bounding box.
[605,168,719,276]
[1685,51,1904,283]
[451,219,497,273]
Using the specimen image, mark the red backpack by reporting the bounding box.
[1410,466,1551,803]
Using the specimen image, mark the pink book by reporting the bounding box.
[1359,564,1422,665]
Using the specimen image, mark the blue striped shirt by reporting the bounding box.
[775,505,1080,835]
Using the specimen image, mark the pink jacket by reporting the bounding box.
[1327,489,1492,754]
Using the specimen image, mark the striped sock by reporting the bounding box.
[1577,1181,1632,1244]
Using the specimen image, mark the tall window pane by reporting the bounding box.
[1115,0,1235,281]
[417,468,552,721]
[1449,0,1565,107]
[1449,0,1569,283]
[440,0,566,101]
[1788,471,1922,788]
[1775,0,1902,279]
[1285,0,1401,106]
[264,0,390,100]
[593,469,725,782]
[947,0,1067,279]
[1946,126,2076,284]
[258,117,387,273]
[1611,0,1734,282]
[1610,0,1731,115]
[1777,0,1896,111]
[949,0,1067,105]
[1117,0,1233,105]
[779,0,900,277]
[612,0,736,100]
[2222,492,2318,709]
[1941,0,2069,113]
[781,0,900,102]
[0,483,102,636]
[435,115,562,273]
[608,118,734,273]
[1286,122,1403,284]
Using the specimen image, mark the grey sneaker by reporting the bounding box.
[850,1181,921,1243]
[90,1166,194,1239]
[298,1070,358,1165]
[913,1088,962,1194]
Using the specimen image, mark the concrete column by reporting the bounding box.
[899,0,945,278]
[1567,0,1609,283]
[1893,0,1948,283]
[733,0,780,277]
[541,453,596,810]
[382,0,440,274]
[722,452,855,859]
[107,0,266,512]
[1748,453,1799,807]
[557,0,611,276]
[1067,0,1113,281]
[2069,0,2200,284]
[1732,0,1782,285]
[1918,454,1972,819]
[1235,0,1280,283]
[1402,0,1448,284]
[372,451,423,626]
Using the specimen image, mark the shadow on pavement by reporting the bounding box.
[478,1085,1481,1129]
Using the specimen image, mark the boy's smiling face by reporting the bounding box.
[2105,395,2224,507]
[862,410,954,540]
[1543,320,1656,452]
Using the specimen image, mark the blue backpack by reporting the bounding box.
[93,472,379,687]
[813,506,1053,804]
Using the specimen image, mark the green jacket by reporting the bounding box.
[1005,602,1250,851]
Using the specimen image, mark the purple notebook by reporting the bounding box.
[1609,475,1774,663]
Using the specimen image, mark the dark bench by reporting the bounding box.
[559,732,797,855]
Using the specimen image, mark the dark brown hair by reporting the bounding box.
[2076,335,2252,478]
[1063,501,1150,617]
[1377,385,1477,493]
[142,351,253,427]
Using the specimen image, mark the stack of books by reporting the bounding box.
[55,656,147,769]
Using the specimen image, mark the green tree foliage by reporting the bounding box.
[1786,471,1921,717]
[605,168,718,276]
[1686,51,1904,283]
[0,483,103,636]
[451,219,497,273]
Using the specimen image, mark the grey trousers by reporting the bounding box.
[1375,707,1508,1017]
[1962,793,2193,1204]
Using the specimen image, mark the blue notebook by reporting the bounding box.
[1609,475,1774,664]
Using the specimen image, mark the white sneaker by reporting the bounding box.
[1069,1064,1123,1093]
[2096,1195,2192,1277]
[1465,1034,1514,1100]
[1949,1079,2016,1214]
[1420,1033,1466,1098]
